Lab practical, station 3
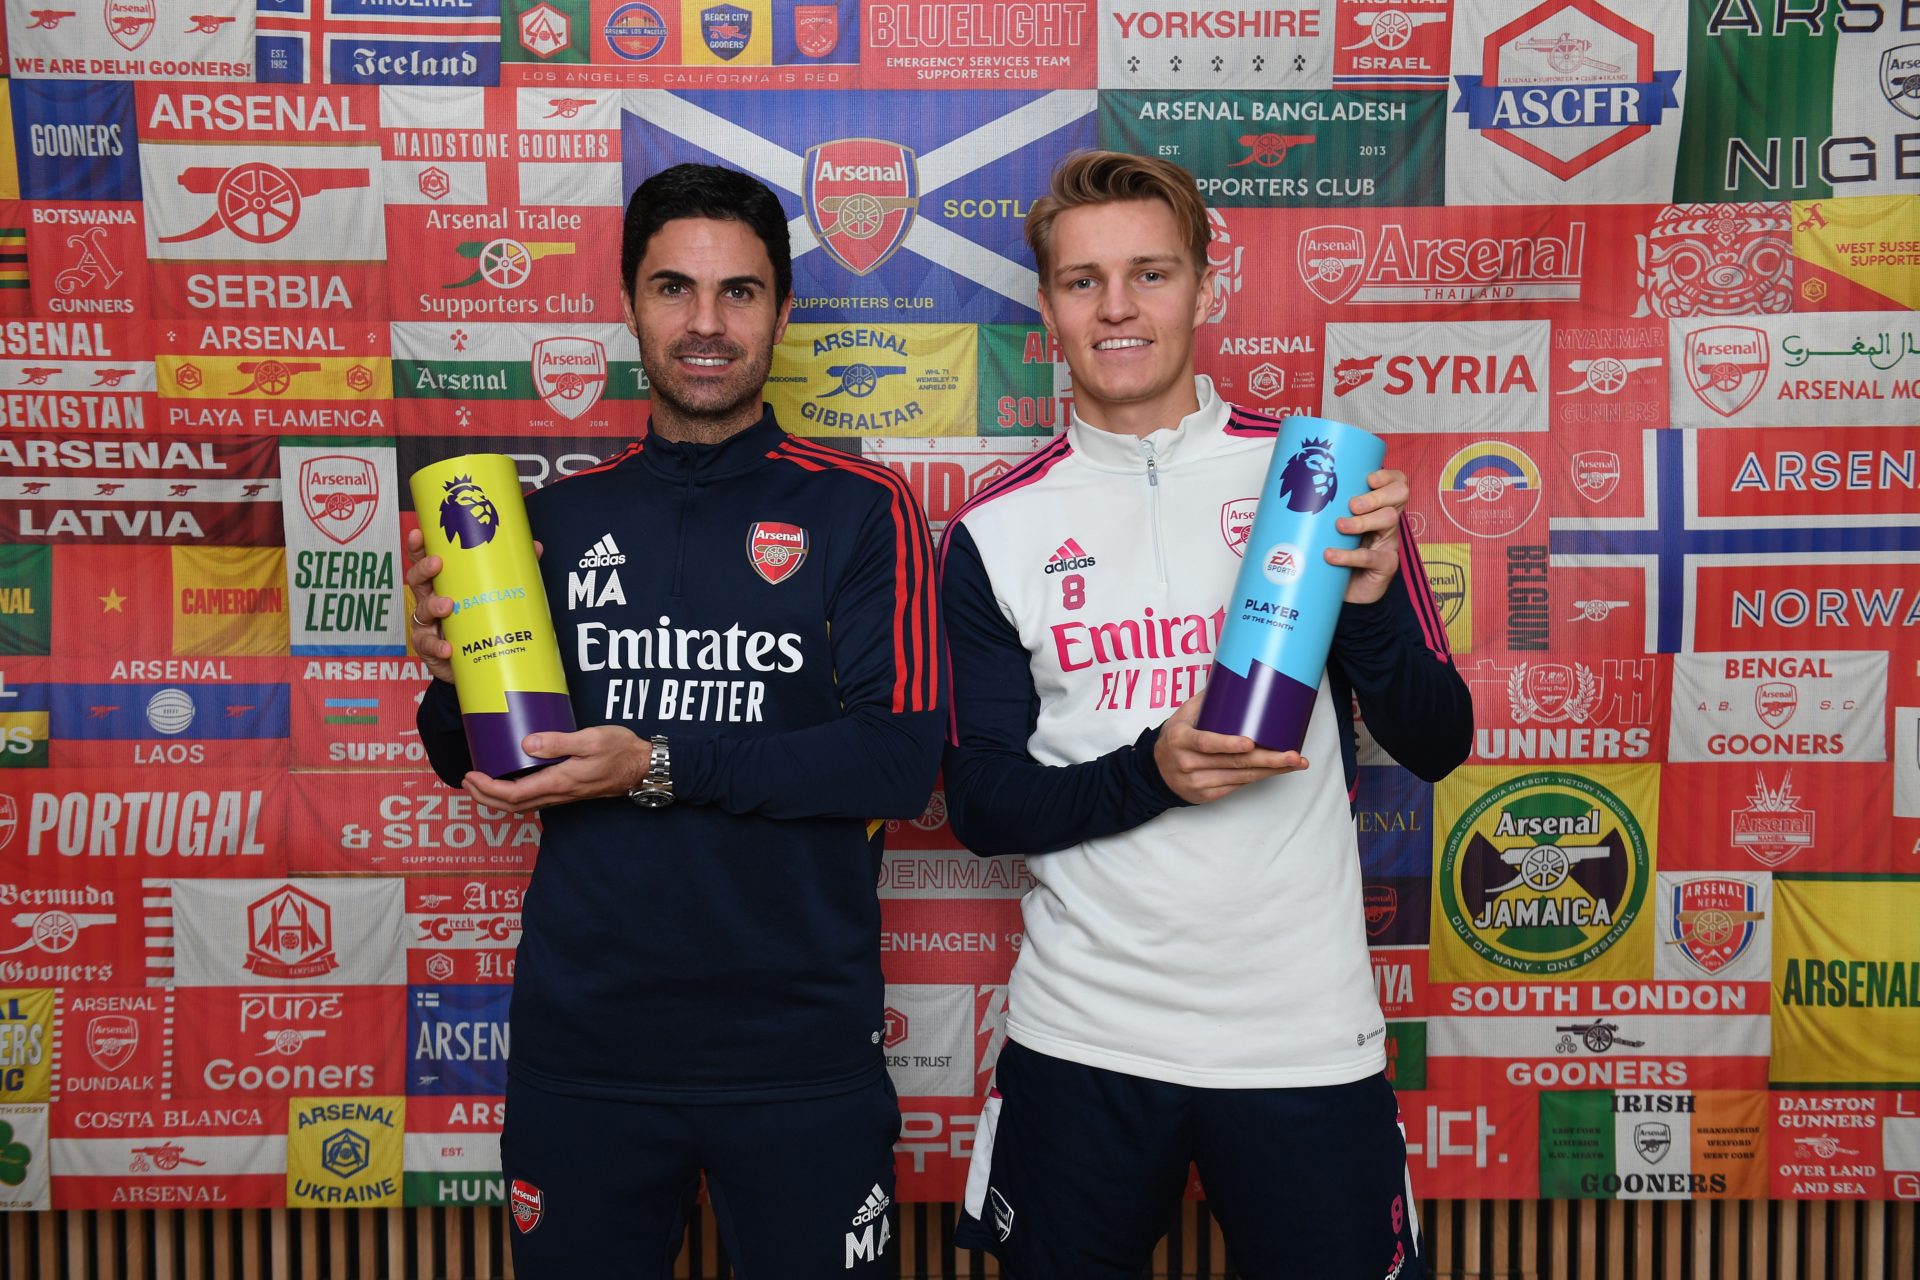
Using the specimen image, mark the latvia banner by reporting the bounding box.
[405,877,525,985]
[278,445,407,657]
[1539,1089,1767,1199]
[402,1094,503,1206]
[158,322,393,436]
[2,0,254,80]
[286,772,540,874]
[861,437,1046,538]
[136,86,386,320]
[257,0,502,86]
[0,433,279,545]
[0,319,154,432]
[391,322,642,434]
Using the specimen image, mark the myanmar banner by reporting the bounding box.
[1539,1089,1766,1199]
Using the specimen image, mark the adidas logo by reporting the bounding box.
[1043,537,1096,575]
[578,534,626,568]
[851,1183,890,1227]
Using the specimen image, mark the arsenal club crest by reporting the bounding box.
[87,1015,139,1072]
[747,522,809,585]
[533,337,607,421]
[1297,225,1367,304]
[1634,1121,1671,1164]
[0,795,15,853]
[805,139,919,277]
[1684,325,1770,418]
[1664,876,1763,976]
[244,885,339,980]
[1363,885,1397,938]
[1754,681,1797,728]
[1570,450,1620,503]
[511,1180,544,1233]
[1883,45,1920,120]
[300,455,380,546]
[104,0,155,49]
[793,4,839,56]
[1219,498,1258,558]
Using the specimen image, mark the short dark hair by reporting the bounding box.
[620,164,793,305]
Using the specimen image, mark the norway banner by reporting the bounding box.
[137,86,386,320]
[621,88,1095,322]
[257,0,502,85]
[278,445,407,657]
[3,0,254,79]
[391,322,642,434]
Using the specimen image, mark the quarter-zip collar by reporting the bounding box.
[635,406,785,484]
[1064,375,1231,474]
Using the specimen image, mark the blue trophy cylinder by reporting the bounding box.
[1194,416,1387,752]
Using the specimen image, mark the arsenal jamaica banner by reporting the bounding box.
[137,86,386,320]
[382,86,622,323]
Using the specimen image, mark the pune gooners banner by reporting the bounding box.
[277,445,406,656]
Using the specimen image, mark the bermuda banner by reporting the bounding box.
[50,1100,284,1209]
[0,318,154,432]
[975,324,1070,437]
[1096,0,1335,91]
[620,88,1096,322]
[291,657,436,770]
[1792,195,1920,313]
[2,0,254,80]
[406,985,509,1096]
[278,445,406,656]
[256,0,503,86]
[1676,3,1920,201]
[165,877,405,986]
[861,0,1088,89]
[1445,0,1687,206]
[401,1094,502,1206]
[390,322,643,435]
[286,771,541,874]
[1538,1089,1766,1199]
[286,1095,404,1207]
[1771,875,1920,1089]
[135,86,386,320]
[0,859,147,987]
[1331,0,1453,92]
[764,322,977,436]
[1657,762,1891,876]
[404,877,525,985]
[861,437,1047,537]
[1666,651,1886,765]
[1324,319,1550,433]
[1430,765,1660,984]
[382,86,624,324]
[1097,92,1444,207]
[157,322,393,435]
[0,768,287,879]
[0,434,281,545]
[1668,312,1920,429]
[8,81,142,202]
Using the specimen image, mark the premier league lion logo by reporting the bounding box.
[1277,438,1337,514]
[438,475,501,549]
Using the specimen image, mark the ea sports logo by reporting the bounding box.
[1262,543,1304,584]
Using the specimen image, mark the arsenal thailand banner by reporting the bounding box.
[0,0,1917,1217]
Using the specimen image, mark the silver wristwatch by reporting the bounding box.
[626,735,673,809]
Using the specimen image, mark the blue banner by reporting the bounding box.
[408,986,511,1097]
[10,82,141,202]
[1453,71,1683,130]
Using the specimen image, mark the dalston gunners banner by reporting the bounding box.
[278,445,406,656]
[620,88,1094,322]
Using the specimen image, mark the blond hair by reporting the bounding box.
[1025,150,1211,282]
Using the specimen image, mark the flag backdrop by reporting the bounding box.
[0,0,1918,1215]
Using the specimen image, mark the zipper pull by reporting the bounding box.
[1141,439,1159,487]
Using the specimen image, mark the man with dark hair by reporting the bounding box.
[942,150,1472,1277]
[407,163,942,1277]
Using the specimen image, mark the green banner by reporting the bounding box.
[0,547,50,656]
[977,324,1070,437]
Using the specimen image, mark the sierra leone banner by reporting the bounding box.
[1676,2,1920,201]
[278,445,407,656]
[1539,1089,1766,1199]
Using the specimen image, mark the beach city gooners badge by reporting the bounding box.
[1436,769,1651,978]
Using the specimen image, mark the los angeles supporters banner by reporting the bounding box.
[0,4,1916,1215]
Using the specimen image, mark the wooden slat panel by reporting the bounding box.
[1895,1201,1915,1280]
[474,1205,495,1280]
[92,1206,114,1280]
[180,1211,203,1280]
[1605,1195,1624,1280]
[124,1210,146,1280]
[1661,1201,1681,1278]
[1748,1199,1768,1280]
[1521,1199,1539,1280]
[1807,1198,1828,1280]
[66,1208,86,1280]
[209,1209,231,1280]
[1694,1200,1713,1279]
[1779,1198,1799,1280]
[1577,1199,1596,1279]
[1864,1200,1884,1280]
[1634,1201,1652,1280]
[1835,1198,1856,1278]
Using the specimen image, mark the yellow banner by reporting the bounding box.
[288,1097,405,1208]
[1771,877,1920,1086]
[172,547,290,658]
[0,95,18,203]
[1792,196,1920,311]
[0,990,53,1103]
[157,356,393,401]
[677,0,773,65]
[1432,765,1659,983]
[0,711,48,759]
[769,324,979,438]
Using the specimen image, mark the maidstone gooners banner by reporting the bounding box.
[620,89,1096,322]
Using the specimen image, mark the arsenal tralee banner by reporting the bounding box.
[0,0,1917,1216]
